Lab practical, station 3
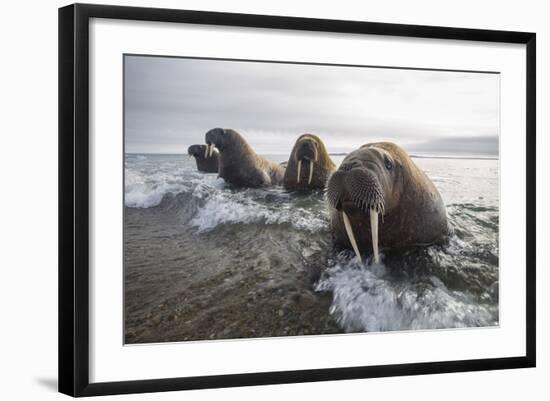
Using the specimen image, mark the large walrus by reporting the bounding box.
[283,134,336,190]
[187,144,219,173]
[326,142,450,263]
[204,128,286,187]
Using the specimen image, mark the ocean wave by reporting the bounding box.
[126,186,174,209]
[125,165,221,208]
[125,160,328,231]
[190,190,328,233]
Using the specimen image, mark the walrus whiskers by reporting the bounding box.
[297,160,302,183]
[308,161,314,185]
[342,211,361,262]
[370,209,379,263]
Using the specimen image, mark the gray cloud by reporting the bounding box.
[407,136,499,157]
[124,55,499,156]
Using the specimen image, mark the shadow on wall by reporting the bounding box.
[35,377,57,392]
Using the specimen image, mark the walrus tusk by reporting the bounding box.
[342,211,361,262]
[209,143,215,157]
[308,161,314,185]
[204,144,209,158]
[297,160,302,183]
[370,208,379,263]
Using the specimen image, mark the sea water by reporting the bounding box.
[124,153,499,343]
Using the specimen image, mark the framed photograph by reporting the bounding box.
[58,3,536,397]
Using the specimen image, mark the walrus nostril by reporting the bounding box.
[340,161,358,172]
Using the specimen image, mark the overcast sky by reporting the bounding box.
[124,55,499,157]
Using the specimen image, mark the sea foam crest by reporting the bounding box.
[124,166,221,208]
[190,189,328,233]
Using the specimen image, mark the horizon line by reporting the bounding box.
[125,152,499,161]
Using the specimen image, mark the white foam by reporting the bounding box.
[125,186,169,208]
[126,157,328,230]
[190,190,328,232]
[124,168,186,208]
[124,158,223,208]
[316,257,496,332]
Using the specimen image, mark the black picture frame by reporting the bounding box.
[59,3,536,397]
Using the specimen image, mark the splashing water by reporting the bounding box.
[316,244,498,332]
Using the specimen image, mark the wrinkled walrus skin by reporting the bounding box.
[283,134,336,191]
[326,142,451,260]
[187,144,219,173]
[204,128,286,188]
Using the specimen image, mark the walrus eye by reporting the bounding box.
[385,158,393,170]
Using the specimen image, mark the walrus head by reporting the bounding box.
[204,127,245,157]
[284,134,336,189]
[294,135,320,185]
[327,143,405,263]
[203,128,226,158]
[187,144,207,158]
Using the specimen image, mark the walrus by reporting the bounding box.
[326,142,450,263]
[204,128,286,187]
[187,144,219,173]
[283,134,336,190]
